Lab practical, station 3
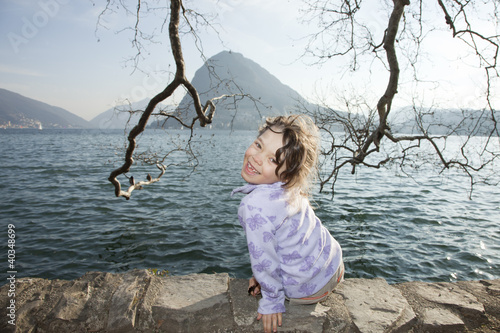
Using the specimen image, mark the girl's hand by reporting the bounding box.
[257,312,282,333]
[248,276,261,296]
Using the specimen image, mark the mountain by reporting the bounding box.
[89,99,171,130]
[154,51,314,130]
[0,88,89,129]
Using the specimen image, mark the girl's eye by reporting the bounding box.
[255,142,261,149]
[270,158,277,164]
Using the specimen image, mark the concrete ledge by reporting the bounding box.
[1,270,499,332]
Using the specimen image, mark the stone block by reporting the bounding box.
[106,269,150,333]
[421,307,465,332]
[321,289,354,333]
[51,280,91,321]
[411,282,485,318]
[484,279,500,297]
[229,278,259,327]
[7,278,71,332]
[282,301,330,332]
[74,271,122,332]
[337,278,416,333]
[151,273,233,332]
[456,279,500,323]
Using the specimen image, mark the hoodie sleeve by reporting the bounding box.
[238,187,288,314]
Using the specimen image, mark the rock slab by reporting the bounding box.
[337,278,416,333]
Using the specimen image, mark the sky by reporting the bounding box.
[1,0,498,121]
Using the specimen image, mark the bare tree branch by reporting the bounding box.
[106,0,235,199]
[301,0,499,197]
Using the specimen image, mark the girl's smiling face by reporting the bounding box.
[241,127,285,185]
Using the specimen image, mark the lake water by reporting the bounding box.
[0,128,499,285]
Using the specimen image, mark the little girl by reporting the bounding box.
[232,115,344,332]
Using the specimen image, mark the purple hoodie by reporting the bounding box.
[232,182,342,314]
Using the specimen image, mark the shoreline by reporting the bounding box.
[1,269,499,332]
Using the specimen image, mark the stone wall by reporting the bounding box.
[1,269,499,332]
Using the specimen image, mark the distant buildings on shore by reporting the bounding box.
[1,118,72,129]
[0,118,43,129]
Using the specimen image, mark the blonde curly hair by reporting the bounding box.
[258,114,320,198]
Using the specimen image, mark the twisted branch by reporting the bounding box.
[107,0,225,199]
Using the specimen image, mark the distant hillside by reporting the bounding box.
[153,51,314,130]
[89,99,172,130]
[389,106,499,136]
[89,104,136,130]
[0,88,89,129]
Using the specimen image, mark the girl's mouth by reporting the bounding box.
[245,161,259,175]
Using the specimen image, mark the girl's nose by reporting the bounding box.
[252,153,263,165]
